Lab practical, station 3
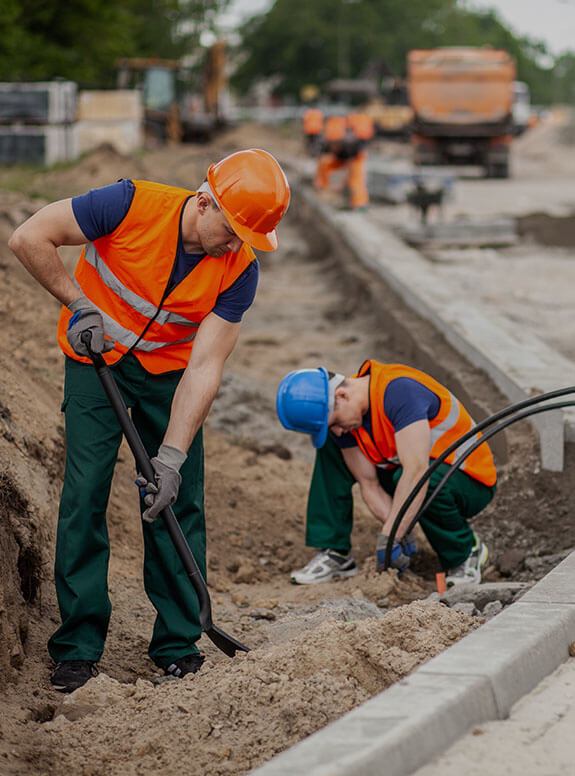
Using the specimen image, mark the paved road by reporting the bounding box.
[369,112,575,366]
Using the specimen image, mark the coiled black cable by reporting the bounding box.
[382,386,575,570]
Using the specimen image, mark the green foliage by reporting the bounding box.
[551,53,575,104]
[231,0,563,104]
[0,0,230,88]
[232,0,459,97]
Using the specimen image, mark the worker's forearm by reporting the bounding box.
[359,480,393,524]
[162,363,222,452]
[382,469,428,539]
[9,233,80,306]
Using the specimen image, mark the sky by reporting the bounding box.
[220,0,575,57]
[217,0,273,30]
[467,0,575,56]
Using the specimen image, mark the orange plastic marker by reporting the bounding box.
[436,572,447,595]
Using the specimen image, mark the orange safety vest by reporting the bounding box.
[350,360,497,487]
[57,180,255,374]
[347,113,374,141]
[323,115,347,142]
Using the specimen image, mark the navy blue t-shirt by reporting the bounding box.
[332,376,441,449]
[71,179,259,323]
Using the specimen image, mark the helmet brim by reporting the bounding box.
[207,161,281,252]
[311,367,329,447]
[227,218,278,252]
[311,422,328,449]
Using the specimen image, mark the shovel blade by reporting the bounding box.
[206,625,250,657]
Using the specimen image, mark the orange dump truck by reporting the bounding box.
[407,47,516,178]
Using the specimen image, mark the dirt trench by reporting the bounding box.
[0,124,574,776]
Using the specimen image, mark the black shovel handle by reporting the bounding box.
[80,332,249,657]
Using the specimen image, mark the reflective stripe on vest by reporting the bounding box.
[351,360,496,487]
[98,306,198,352]
[57,180,255,373]
[83,244,199,330]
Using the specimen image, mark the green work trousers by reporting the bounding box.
[306,436,496,570]
[48,354,206,669]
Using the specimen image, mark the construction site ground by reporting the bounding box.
[0,114,574,776]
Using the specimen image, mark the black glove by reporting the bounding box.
[66,295,114,356]
[136,444,187,523]
[376,533,417,575]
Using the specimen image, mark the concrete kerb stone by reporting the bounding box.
[517,547,575,604]
[295,185,575,471]
[249,672,497,776]
[249,550,575,776]
[417,600,575,715]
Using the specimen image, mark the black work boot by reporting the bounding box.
[50,660,99,692]
[163,654,205,678]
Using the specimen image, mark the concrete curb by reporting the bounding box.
[249,551,575,776]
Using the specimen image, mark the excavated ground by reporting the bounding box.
[0,120,574,776]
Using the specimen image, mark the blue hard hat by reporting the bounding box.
[276,367,330,448]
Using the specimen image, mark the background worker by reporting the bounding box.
[276,359,496,587]
[302,106,324,156]
[314,113,374,210]
[8,148,290,693]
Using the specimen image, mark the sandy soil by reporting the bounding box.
[0,120,574,776]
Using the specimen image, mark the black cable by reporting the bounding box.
[410,398,575,526]
[382,388,575,569]
[384,387,575,562]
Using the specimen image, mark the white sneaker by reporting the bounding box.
[290,549,358,585]
[445,534,489,587]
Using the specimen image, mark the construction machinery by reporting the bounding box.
[116,43,228,146]
[116,58,183,144]
[363,78,413,139]
[407,47,516,178]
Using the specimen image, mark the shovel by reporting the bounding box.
[80,331,249,657]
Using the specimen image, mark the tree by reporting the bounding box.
[551,53,575,105]
[232,0,457,98]
[231,0,559,104]
[0,0,230,88]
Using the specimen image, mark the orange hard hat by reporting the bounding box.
[207,148,290,252]
[324,116,347,142]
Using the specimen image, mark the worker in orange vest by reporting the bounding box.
[9,149,290,692]
[302,107,324,156]
[314,113,374,210]
[276,360,496,586]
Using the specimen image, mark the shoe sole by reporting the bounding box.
[50,680,90,693]
[290,567,359,585]
[446,544,489,587]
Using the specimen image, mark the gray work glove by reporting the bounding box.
[66,295,114,356]
[136,444,187,523]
